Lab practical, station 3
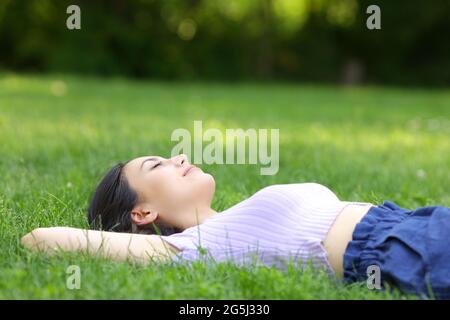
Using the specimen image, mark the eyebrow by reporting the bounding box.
[140,157,159,170]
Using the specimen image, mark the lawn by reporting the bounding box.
[0,73,449,299]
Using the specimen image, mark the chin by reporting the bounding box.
[198,172,216,195]
[201,172,215,187]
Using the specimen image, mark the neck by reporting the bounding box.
[178,205,217,230]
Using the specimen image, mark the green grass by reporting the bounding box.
[0,73,449,299]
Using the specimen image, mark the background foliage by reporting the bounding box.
[0,0,449,85]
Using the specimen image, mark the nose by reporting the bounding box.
[172,154,188,166]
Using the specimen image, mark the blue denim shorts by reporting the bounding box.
[343,200,450,299]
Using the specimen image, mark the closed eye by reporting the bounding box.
[151,162,162,170]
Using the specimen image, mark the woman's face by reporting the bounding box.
[123,154,215,227]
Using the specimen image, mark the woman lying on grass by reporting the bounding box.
[21,154,450,299]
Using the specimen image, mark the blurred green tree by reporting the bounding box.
[0,0,448,85]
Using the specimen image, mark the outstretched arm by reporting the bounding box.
[20,227,179,264]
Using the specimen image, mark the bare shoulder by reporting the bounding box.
[104,231,181,259]
[135,235,181,264]
[139,234,181,254]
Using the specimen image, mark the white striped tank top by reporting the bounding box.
[159,183,368,275]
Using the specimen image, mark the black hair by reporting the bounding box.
[87,162,182,236]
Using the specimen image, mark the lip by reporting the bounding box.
[183,165,198,176]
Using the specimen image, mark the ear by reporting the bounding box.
[130,204,158,226]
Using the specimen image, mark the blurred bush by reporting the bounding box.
[0,0,449,85]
